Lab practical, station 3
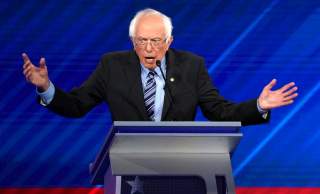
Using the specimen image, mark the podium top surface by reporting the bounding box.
[113,121,241,133]
[90,121,242,185]
[114,121,241,127]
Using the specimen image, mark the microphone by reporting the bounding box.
[156,60,166,82]
[156,60,175,120]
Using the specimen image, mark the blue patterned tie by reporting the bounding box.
[144,71,156,120]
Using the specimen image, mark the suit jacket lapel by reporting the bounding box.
[161,49,177,120]
[124,51,149,120]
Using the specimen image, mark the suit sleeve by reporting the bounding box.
[44,57,109,118]
[196,58,270,126]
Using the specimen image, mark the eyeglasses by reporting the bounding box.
[134,37,167,48]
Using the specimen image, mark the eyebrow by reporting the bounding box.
[137,37,162,40]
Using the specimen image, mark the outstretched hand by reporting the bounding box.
[258,79,298,111]
[22,53,50,92]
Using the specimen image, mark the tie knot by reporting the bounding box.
[147,71,156,78]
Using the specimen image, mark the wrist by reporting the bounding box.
[257,98,268,113]
[37,81,50,92]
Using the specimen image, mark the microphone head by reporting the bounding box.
[156,60,161,67]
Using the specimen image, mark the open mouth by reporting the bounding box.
[145,56,155,60]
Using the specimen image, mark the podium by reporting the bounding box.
[90,121,242,194]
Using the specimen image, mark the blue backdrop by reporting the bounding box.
[1,0,320,188]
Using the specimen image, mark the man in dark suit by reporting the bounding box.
[22,8,298,125]
[22,8,298,194]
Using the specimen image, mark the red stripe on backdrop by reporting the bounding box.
[1,188,320,194]
[0,188,104,194]
[237,187,320,194]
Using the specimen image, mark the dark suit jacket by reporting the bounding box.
[46,49,269,126]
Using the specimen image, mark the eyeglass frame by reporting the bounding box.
[133,36,168,48]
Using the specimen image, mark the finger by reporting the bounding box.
[283,93,298,101]
[22,53,31,63]
[23,64,33,74]
[23,68,34,78]
[25,71,33,81]
[24,68,33,79]
[265,79,277,90]
[39,57,46,69]
[281,100,294,106]
[279,82,295,93]
[283,86,298,97]
[23,68,30,76]
[25,68,35,79]
[23,61,32,69]
[23,66,30,75]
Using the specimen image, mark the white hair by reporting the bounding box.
[129,8,173,39]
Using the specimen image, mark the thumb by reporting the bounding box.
[39,57,46,69]
[265,78,277,90]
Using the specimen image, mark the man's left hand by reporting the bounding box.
[258,79,298,111]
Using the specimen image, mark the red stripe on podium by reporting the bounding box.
[1,187,320,193]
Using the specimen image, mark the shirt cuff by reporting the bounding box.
[36,81,55,106]
[257,99,269,119]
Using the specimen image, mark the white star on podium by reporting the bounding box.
[126,176,144,194]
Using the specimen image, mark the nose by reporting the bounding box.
[145,40,153,52]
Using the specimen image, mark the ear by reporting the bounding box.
[131,37,137,50]
[165,36,173,50]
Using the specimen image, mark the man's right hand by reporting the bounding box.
[22,53,50,92]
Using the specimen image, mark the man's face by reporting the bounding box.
[132,15,173,69]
